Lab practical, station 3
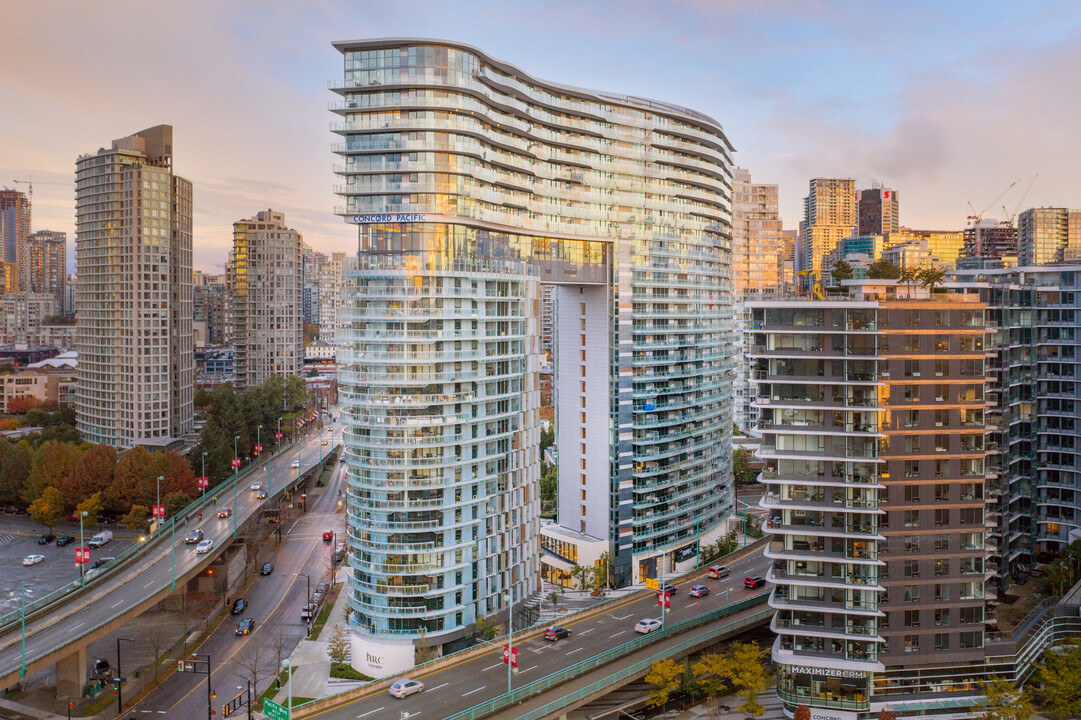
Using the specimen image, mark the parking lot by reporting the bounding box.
[0,517,136,615]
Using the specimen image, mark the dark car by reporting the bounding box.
[92,557,115,569]
[660,583,678,595]
[322,531,333,543]
[56,535,75,547]
[261,562,274,575]
[185,529,204,544]
[316,582,330,595]
[543,626,571,641]
[36,533,56,545]
[96,515,115,524]
[744,576,766,589]
[2,505,26,515]
[235,617,255,636]
[230,598,248,615]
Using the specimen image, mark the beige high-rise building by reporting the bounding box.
[0,188,30,291]
[732,168,784,293]
[27,230,66,311]
[317,251,353,345]
[229,209,303,388]
[1017,207,1081,266]
[75,124,194,449]
[0,292,58,345]
[798,178,856,282]
[883,228,965,269]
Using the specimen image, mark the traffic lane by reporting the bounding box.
[317,549,771,720]
[0,440,335,674]
[129,517,326,718]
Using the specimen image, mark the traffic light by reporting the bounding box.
[112,686,118,695]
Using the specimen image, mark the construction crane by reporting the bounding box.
[1000,174,1039,228]
[966,178,1021,226]
[12,177,68,201]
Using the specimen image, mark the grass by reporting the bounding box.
[80,690,116,716]
[330,662,372,681]
[310,582,343,639]
[256,665,294,711]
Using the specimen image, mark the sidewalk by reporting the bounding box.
[670,690,784,720]
[272,565,354,703]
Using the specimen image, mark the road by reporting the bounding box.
[303,546,771,720]
[120,436,347,720]
[0,422,343,687]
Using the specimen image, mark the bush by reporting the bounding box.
[329,662,371,681]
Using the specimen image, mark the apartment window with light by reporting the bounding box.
[904,635,920,653]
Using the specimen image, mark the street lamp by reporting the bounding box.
[505,591,514,694]
[295,573,312,636]
[201,451,208,496]
[78,510,89,583]
[233,435,240,539]
[237,682,253,720]
[277,416,282,452]
[156,475,164,531]
[116,637,134,713]
[282,658,292,713]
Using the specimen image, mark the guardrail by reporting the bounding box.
[295,591,770,719]
[0,441,300,632]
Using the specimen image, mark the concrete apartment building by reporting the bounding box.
[0,292,58,345]
[26,230,66,311]
[301,246,326,329]
[751,281,993,717]
[856,187,899,237]
[798,178,856,284]
[193,271,227,345]
[332,38,735,674]
[228,209,303,388]
[1017,207,1081,266]
[74,124,194,449]
[317,251,351,345]
[0,188,30,291]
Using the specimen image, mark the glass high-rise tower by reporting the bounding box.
[331,39,736,676]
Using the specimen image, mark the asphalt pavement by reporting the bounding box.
[0,423,342,687]
[302,545,771,720]
[119,427,347,720]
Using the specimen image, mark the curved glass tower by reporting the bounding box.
[331,38,736,676]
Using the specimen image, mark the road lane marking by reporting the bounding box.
[356,708,384,718]
[429,682,449,692]
[521,665,538,673]
[143,580,155,588]
[688,601,698,607]
[71,622,84,630]
[610,630,626,638]
[482,662,502,671]
[611,613,633,620]
[111,601,123,608]
[462,686,486,696]
[578,628,594,635]
[565,647,583,656]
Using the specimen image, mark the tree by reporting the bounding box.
[414,627,436,665]
[7,395,42,414]
[546,591,561,611]
[1031,639,1081,719]
[721,642,771,717]
[795,706,811,720]
[919,267,947,290]
[977,678,1032,720]
[65,444,117,510]
[1041,540,1081,596]
[28,486,65,532]
[570,564,593,592]
[232,644,264,706]
[163,491,191,520]
[692,652,729,699]
[0,439,17,503]
[867,259,901,280]
[733,447,755,485]
[899,265,921,285]
[76,492,103,524]
[0,444,34,504]
[123,505,150,532]
[327,625,349,664]
[23,402,76,428]
[30,441,82,506]
[595,552,612,592]
[539,465,557,516]
[831,259,854,283]
[472,615,497,641]
[645,657,682,708]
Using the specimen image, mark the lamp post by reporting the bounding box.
[282,658,292,713]
[156,475,163,532]
[233,435,240,539]
[277,416,282,452]
[18,581,26,678]
[295,573,311,636]
[505,591,514,694]
[78,511,88,583]
[257,425,262,456]
[170,515,176,591]
[201,451,208,496]
[116,637,134,713]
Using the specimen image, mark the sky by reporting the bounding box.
[3,0,1081,274]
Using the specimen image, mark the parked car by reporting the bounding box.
[36,533,56,545]
[56,535,75,547]
[230,598,248,615]
[333,543,346,563]
[196,539,213,554]
[255,489,268,500]
[313,590,325,605]
[300,603,317,620]
[322,531,333,542]
[217,507,232,518]
[689,584,710,598]
[91,557,115,569]
[543,626,571,641]
[316,582,330,595]
[2,505,26,515]
[90,658,112,681]
[235,617,255,636]
[707,565,730,579]
[388,679,424,698]
[22,554,45,566]
[87,530,113,548]
[185,529,204,544]
[96,514,115,524]
[260,562,274,575]
[634,618,662,634]
[744,576,766,589]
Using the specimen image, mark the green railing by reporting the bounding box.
[0,440,305,631]
[295,593,771,719]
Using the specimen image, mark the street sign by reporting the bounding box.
[502,645,518,668]
[645,578,660,591]
[263,697,290,720]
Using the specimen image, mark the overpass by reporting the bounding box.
[293,541,773,720]
[0,426,342,696]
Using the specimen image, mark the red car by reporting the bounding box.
[322,531,334,542]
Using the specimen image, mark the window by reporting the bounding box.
[904,460,919,478]
[935,633,951,651]
[935,534,950,552]
[904,585,921,603]
[934,309,950,327]
[935,509,950,527]
[904,335,921,352]
[935,559,950,576]
[960,508,983,526]
[960,335,983,352]
[935,409,950,426]
[935,484,950,501]
[935,434,950,452]
[904,635,920,653]
[905,359,921,377]
[935,459,948,477]
[961,557,983,575]
[904,485,921,502]
[905,309,921,327]
[934,385,949,402]
[935,336,951,353]
[905,435,921,453]
[935,359,949,377]
[904,510,921,528]
[935,608,951,626]
[904,410,920,428]
[960,631,983,649]
[904,560,921,577]
[935,583,949,602]
[904,609,920,627]
[904,535,921,553]
[959,582,983,600]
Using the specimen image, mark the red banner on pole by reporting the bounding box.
[255,444,263,453]
[153,505,165,519]
[274,432,283,440]
[231,458,241,469]
[502,645,518,668]
[197,476,209,488]
[76,547,89,564]
[657,592,671,608]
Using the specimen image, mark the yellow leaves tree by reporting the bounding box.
[692,642,771,717]
[978,678,1032,720]
[28,486,65,532]
[1030,640,1081,719]
[692,651,729,699]
[645,657,682,708]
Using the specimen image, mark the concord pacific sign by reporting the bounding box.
[351,213,427,223]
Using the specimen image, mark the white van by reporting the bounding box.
[87,530,113,548]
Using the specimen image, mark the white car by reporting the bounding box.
[290,460,300,469]
[196,539,214,554]
[388,678,424,698]
[634,618,662,634]
[22,554,45,566]
[250,481,264,491]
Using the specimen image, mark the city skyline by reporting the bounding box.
[4,1,1081,273]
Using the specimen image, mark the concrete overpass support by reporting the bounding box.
[55,644,86,698]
